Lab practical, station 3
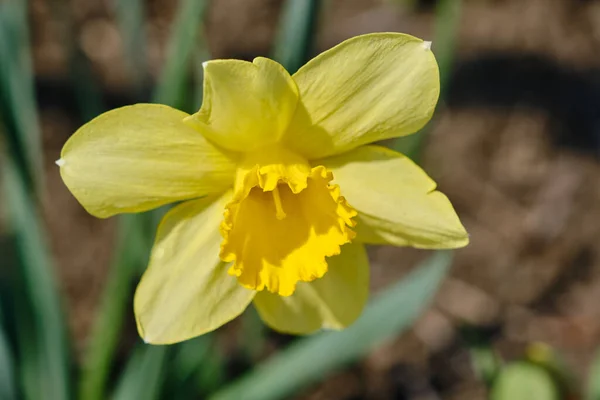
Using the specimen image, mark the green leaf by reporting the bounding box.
[0,1,42,185]
[209,251,453,400]
[0,4,71,398]
[587,348,600,400]
[239,307,267,362]
[0,306,16,400]
[470,343,501,387]
[1,157,71,400]
[112,345,167,400]
[392,0,462,160]
[460,326,502,387]
[68,45,106,123]
[165,336,226,398]
[434,0,462,95]
[78,215,148,400]
[272,0,320,74]
[46,2,106,122]
[491,362,559,400]
[194,345,226,396]
[169,337,212,386]
[153,0,208,108]
[114,0,148,92]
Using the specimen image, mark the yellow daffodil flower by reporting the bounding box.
[57,33,468,344]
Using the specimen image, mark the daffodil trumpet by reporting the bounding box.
[57,33,468,344]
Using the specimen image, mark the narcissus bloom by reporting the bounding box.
[58,33,468,344]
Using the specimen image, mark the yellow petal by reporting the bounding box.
[322,145,469,249]
[134,193,255,344]
[253,242,369,334]
[59,104,235,218]
[284,33,439,159]
[185,57,299,152]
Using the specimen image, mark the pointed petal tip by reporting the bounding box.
[423,41,432,50]
[55,158,65,167]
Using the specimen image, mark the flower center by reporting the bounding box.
[219,147,357,296]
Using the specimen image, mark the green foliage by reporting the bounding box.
[78,215,148,400]
[588,348,600,400]
[434,0,462,95]
[461,327,502,388]
[466,334,588,399]
[153,0,208,109]
[2,159,71,400]
[392,0,462,160]
[0,306,16,400]
[0,2,71,399]
[272,0,320,74]
[491,361,559,400]
[112,346,167,400]
[114,0,148,92]
[0,1,41,186]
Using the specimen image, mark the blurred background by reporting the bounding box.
[1,0,600,399]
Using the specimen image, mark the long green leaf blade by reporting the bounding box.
[434,0,462,95]
[587,349,600,400]
[0,2,43,185]
[114,0,148,92]
[0,2,71,398]
[153,0,208,108]
[272,0,320,74]
[2,157,70,400]
[78,215,147,400]
[0,306,16,400]
[392,0,462,159]
[112,346,167,400]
